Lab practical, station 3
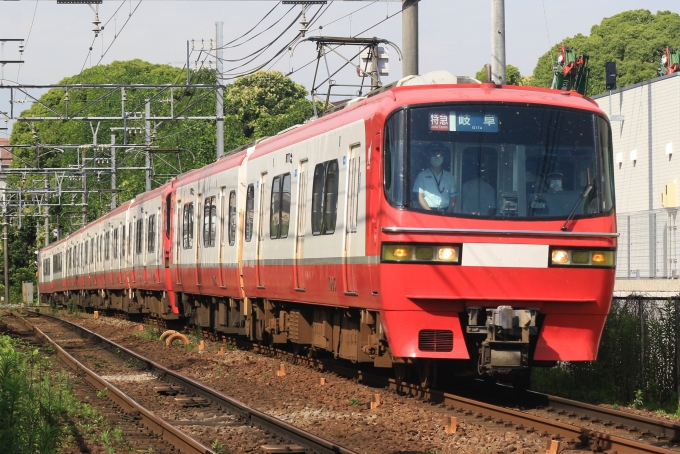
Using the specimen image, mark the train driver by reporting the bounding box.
[412,142,459,212]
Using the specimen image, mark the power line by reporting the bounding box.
[15,0,39,83]
[96,0,143,66]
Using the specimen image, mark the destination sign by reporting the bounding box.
[429,111,499,133]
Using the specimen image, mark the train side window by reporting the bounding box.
[183,203,194,249]
[90,238,94,264]
[281,173,291,238]
[121,225,126,258]
[203,196,216,247]
[165,194,172,238]
[245,184,255,242]
[136,218,144,255]
[148,214,156,253]
[323,160,339,234]
[228,190,236,246]
[43,258,50,276]
[113,228,118,259]
[311,163,326,235]
[105,231,110,260]
[128,222,132,257]
[53,253,62,273]
[270,175,281,239]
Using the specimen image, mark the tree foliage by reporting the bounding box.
[531,10,680,96]
[6,60,313,301]
[474,64,523,85]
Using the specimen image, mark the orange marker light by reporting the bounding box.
[393,247,409,258]
[591,253,606,263]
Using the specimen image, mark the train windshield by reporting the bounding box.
[384,104,615,220]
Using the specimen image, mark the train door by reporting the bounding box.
[175,200,182,284]
[294,160,308,291]
[343,144,361,295]
[195,194,202,289]
[256,173,267,288]
[218,186,228,288]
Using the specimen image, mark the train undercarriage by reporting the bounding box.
[42,289,546,389]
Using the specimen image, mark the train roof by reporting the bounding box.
[173,149,247,188]
[250,71,604,161]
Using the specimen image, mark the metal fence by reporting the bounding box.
[617,209,679,279]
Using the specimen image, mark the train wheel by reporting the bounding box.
[417,359,434,389]
[394,363,410,384]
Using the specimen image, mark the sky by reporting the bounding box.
[1,0,679,138]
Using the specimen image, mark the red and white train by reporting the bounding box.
[38,71,617,387]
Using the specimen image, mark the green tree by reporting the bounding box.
[474,64,523,85]
[531,10,680,96]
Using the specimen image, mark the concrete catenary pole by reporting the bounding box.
[44,180,49,246]
[145,99,151,192]
[111,134,116,209]
[491,0,506,85]
[216,21,225,160]
[402,0,419,77]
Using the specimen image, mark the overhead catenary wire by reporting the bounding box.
[15,0,39,83]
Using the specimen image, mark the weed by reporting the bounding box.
[633,389,644,409]
[124,358,138,369]
[186,343,195,352]
[264,372,270,379]
[211,439,230,454]
[613,403,619,410]
[349,397,361,407]
[97,387,109,398]
[216,365,223,377]
[132,325,162,341]
[94,360,109,370]
[115,348,122,358]
[226,340,237,351]
[66,298,80,316]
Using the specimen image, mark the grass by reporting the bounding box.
[0,334,132,453]
[349,397,361,407]
[131,325,162,342]
[211,439,230,454]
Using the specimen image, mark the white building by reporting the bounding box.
[593,72,680,296]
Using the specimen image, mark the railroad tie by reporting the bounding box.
[545,439,560,454]
[445,416,458,434]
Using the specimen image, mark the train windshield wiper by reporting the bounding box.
[561,175,594,231]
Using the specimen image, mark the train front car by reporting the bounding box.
[377,82,616,387]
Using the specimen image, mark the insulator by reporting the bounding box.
[201,39,205,50]
[191,39,195,50]
[92,12,101,36]
[19,41,24,53]
[209,39,213,50]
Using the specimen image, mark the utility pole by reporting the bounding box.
[81,146,87,226]
[401,0,419,77]
[491,0,506,85]
[110,134,116,209]
[44,180,49,246]
[145,99,151,192]
[216,21,224,159]
[1,178,8,305]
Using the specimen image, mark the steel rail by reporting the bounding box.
[28,312,359,454]
[14,314,213,454]
[536,392,680,442]
[245,343,677,454]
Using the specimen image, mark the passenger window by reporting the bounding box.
[183,203,194,249]
[311,160,339,236]
[281,173,291,238]
[105,231,110,260]
[245,184,254,242]
[270,176,281,239]
[113,228,118,259]
[43,258,50,276]
[228,191,236,246]
[165,194,172,238]
[128,222,132,257]
[148,214,156,252]
[121,225,126,258]
[136,218,144,255]
[90,238,94,264]
[203,196,216,247]
[311,164,325,235]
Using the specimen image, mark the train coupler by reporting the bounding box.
[467,306,539,374]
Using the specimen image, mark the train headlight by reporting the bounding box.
[381,244,460,264]
[438,247,458,261]
[551,250,569,264]
[550,249,615,267]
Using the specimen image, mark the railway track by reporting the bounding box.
[18,311,359,454]
[23,310,680,453]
